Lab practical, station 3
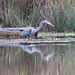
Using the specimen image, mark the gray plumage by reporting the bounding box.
[19,28,32,38]
[19,20,54,38]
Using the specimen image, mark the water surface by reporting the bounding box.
[0,41,75,75]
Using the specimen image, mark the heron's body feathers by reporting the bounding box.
[19,28,32,38]
[19,20,54,38]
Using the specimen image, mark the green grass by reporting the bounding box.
[38,32,75,38]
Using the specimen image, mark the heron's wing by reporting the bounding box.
[19,28,32,37]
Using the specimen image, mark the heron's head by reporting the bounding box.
[43,20,54,27]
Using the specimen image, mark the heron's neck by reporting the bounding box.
[33,22,43,33]
[37,22,43,31]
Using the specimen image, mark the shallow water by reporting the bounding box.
[0,41,75,75]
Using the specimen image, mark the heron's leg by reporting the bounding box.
[29,36,32,41]
[26,37,31,41]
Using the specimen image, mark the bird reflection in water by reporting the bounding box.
[19,43,55,62]
[0,42,55,62]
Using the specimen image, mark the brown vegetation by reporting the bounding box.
[0,0,75,32]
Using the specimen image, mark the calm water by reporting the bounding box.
[0,41,75,75]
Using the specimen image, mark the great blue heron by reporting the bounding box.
[19,20,54,38]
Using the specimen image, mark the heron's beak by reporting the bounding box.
[49,23,55,27]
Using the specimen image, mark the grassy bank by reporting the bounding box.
[0,31,75,39]
[38,32,75,38]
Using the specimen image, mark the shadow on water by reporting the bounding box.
[0,41,75,75]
